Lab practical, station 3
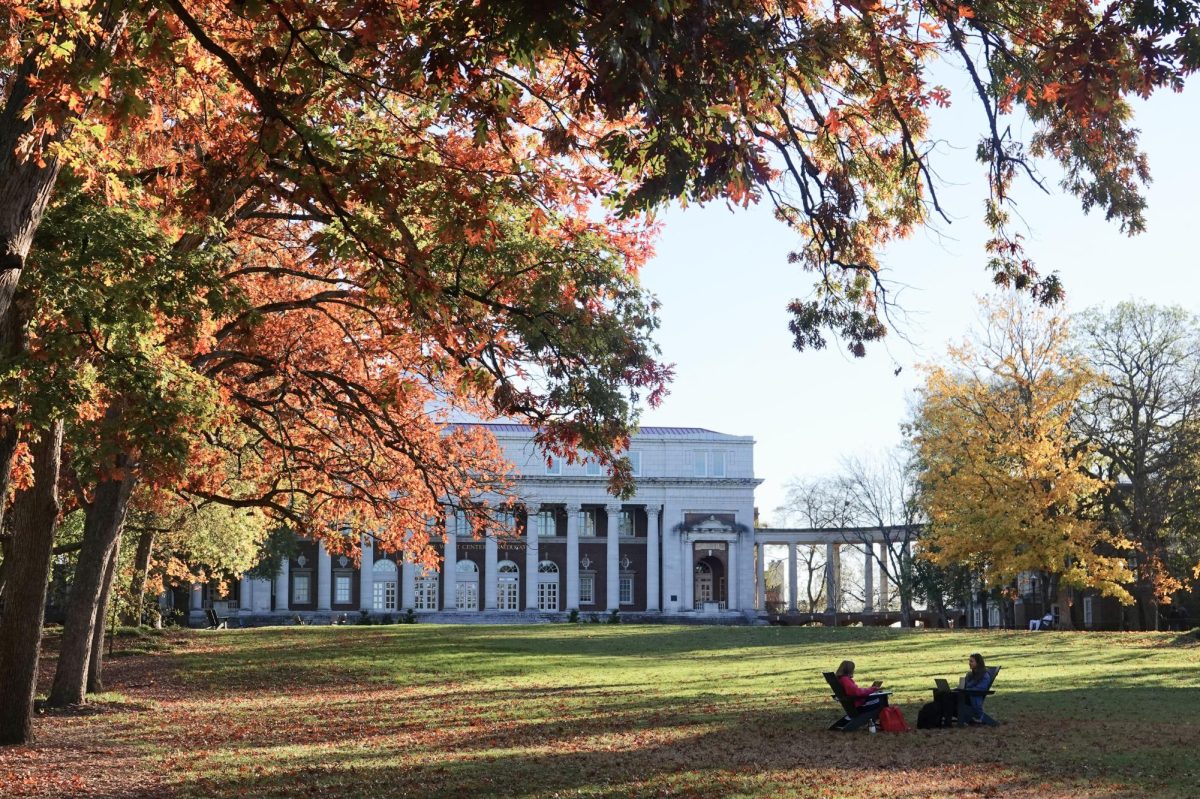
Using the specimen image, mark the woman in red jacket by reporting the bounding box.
[835,660,885,711]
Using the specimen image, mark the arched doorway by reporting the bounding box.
[694,556,726,610]
[537,560,559,611]
[456,559,479,610]
[372,558,398,611]
[496,560,520,610]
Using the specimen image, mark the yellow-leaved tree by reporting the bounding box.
[910,296,1133,629]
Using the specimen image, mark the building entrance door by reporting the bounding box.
[693,555,726,610]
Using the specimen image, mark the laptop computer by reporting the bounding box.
[934,678,951,692]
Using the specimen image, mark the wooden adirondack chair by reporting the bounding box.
[823,672,891,732]
[955,666,1001,726]
[205,608,230,629]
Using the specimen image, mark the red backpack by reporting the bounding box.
[877,706,910,732]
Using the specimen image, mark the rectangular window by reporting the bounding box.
[619,510,635,537]
[334,573,352,604]
[537,581,559,611]
[693,450,707,477]
[546,456,561,475]
[579,509,596,537]
[619,575,634,605]
[710,451,726,477]
[628,451,641,477]
[292,572,311,604]
[537,511,557,537]
[585,460,602,476]
[415,577,439,610]
[579,574,595,604]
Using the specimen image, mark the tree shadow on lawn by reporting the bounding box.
[165,697,1192,799]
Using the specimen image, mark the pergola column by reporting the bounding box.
[565,503,581,610]
[756,543,766,610]
[825,541,838,613]
[239,577,252,611]
[787,544,799,612]
[190,583,203,611]
[645,505,661,611]
[681,535,694,611]
[880,552,890,610]
[863,543,874,612]
[606,504,622,611]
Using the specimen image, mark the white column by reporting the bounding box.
[880,553,890,611]
[252,578,272,612]
[834,544,842,612]
[239,577,252,611]
[756,543,767,610]
[662,506,681,612]
[317,541,332,611]
[606,504,621,611]
[681,535,694,611]
[484,530,498,610]
[645,505,661,611]
[727,535,738,610]
[190,582,203,611]
[401,555,416,610]
[787,544,799,612]
[825,541,837,613]
[275,558,289,612]
[525,507,540,611]
[566,503,581,610]
[360,536,375,612]
[863,543,874,613]
[443,510,457,611]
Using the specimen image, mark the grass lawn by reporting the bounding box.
[3,624,1199,798]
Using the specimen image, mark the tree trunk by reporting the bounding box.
[87,534,122,695]
[1054,578,1075,631]
[0,421,64,745]
[0,54,64,338]
[124,528,155,626]
[47,461,136,708]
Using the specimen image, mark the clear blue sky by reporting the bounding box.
[637,79,1200,524]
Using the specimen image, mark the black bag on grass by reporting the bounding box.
[917,701,944,729]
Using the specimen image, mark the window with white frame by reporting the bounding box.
[414,574,439,610]
[546,456,561,475]
[692,450,707,477]
[710,451,726,477]
[579,509,597,537]
[292,571,312,604]
[334,573,352,604]
[372,559,398,611]
[536,511,557,537]
[618,510,635,537]
[627,451,641,476]
[619,575,634,605]
[585,459,602,476]
[579,573,595,604]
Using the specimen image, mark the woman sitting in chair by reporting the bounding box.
[835,660,886,712]
[961,653,999,726]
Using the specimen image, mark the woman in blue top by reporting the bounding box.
[961,653,998,726]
